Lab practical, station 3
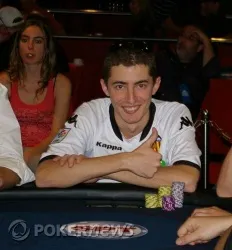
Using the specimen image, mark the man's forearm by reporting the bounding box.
[36,153,130,188]
[217,148,232,197]
[104,165,200,192]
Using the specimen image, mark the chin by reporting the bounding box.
[121,114,143,125]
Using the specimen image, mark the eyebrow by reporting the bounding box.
[112,80,149,85]
[21,35,45,39]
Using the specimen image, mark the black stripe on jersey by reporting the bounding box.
[109,102,156,141]
[173,160,200,171]
[140,102,156,141]
[38,155,58,165]
[109,104,123,141]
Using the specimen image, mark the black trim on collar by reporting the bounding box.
[109,104,123,141]
[109,102,156,141]
[140,102,156,141]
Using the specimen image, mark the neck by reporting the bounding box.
[23,64,41,82]
[116,111,150,139]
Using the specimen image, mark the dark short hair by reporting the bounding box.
[103,41,157,83]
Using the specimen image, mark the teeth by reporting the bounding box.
[27,53,33,57]
[123,106,139,113]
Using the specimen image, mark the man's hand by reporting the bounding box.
[185,25,209,45]
[176,216,232,246]
[184,25,214,66]
[191,206,231,218]
[53,154,86,167]
[126,128,162,178]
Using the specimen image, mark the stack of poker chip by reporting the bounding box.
[171,182,185,208]
[145,182,185,211]
[162,196,175,211]
[158,186,175,211]
[145,194,161,208]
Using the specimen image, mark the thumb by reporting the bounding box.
[140,127,158,148]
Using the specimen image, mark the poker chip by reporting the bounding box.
[145,194,162,208]
[162,196,175,211]
[158,186,172,198]
[171,182,185,208]
[145,182,185,210]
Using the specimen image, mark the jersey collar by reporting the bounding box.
[109,102,156,142]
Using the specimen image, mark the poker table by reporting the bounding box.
[0,183,232,250]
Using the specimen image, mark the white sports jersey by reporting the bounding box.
[0,84,34,185]
[41,98,201,175]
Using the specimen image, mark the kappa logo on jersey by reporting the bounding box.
[179,116,193,130]
[52,128,71,144]
[96,141,122,151]
[68,114,78,128]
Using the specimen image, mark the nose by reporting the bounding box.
[126,87,136,104]
[28,39,34,50]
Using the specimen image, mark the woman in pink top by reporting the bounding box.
[0,17,71,172]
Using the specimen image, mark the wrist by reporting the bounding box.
[120,152,134,171]
[222,216,232,233]
[227,216,232,227]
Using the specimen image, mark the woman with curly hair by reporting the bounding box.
[0,17,71,172]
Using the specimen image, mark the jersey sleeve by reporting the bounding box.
[166,104,201,170]
[40,102,96,161]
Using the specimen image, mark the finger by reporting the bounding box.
[192,208,216,217]
[191,208,211,217]
[60,155,69,166]
[176,232,201,246]
[177,220,193,237]
[68,155,75,167]
[193,212,210,217]
[141,128,158,148]
[76,155,85,164]
[53,156,61,162]
[189,242,196,246]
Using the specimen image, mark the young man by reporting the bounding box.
[36,41,201,192]
[0,83,34,189]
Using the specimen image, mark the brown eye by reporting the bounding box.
[35,39,43,44]
[115,85,124,90]
[20,38,27,43]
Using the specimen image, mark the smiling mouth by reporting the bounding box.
[122,106,140,114]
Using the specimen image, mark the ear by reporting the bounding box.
[152,76,161,95]
[100,79,110,97]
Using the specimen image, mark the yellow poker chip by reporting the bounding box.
[158,186,172,198]
[145,194,162,208]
